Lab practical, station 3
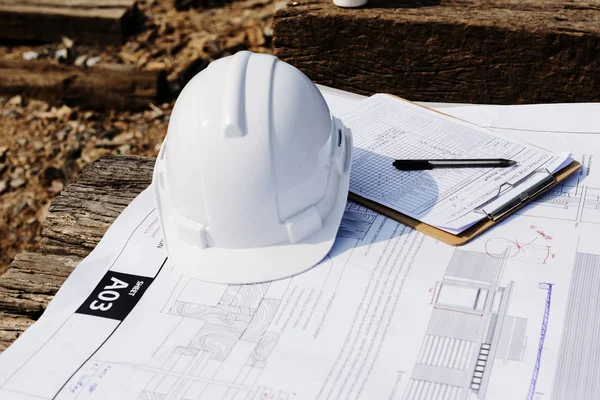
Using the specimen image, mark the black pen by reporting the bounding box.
[393,158,518,171]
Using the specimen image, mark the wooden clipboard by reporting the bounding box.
[348,160,580,246]
[346,93,581,245]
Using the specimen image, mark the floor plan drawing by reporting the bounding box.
[403,249,528,400]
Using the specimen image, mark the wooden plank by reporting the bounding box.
[0,60,170,111]
[0,0,135,8]
[41,155,154,257]
[0,252,81,349]
[175,0,233,11]
[0,155,153,349]
[0,313,35,351]
[0,0,137,45]
[273,0,600,104]
[0,4,127,16]
[0,252,81,317]
[0,252,81,296]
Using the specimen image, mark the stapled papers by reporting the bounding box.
[342,94,574,235]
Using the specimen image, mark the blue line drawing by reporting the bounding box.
[528,282,553,400]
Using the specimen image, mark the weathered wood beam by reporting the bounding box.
[273,0,600,104]
[0,252,81,317]
[0,60,170,111]
[41,155,154,257]
[3,0,135,7]
[0,155,154,349]
[0,252,81,350]
[0,312,35,351]
[174,0,233,11]
[0,0,138,45]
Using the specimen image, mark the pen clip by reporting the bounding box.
[475,168,555,221]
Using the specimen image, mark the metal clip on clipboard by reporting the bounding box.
[474,168,555,221]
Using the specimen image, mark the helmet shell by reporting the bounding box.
[153,51,352,283]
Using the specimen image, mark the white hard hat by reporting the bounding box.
[153,51,352,284]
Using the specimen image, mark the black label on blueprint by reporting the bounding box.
[76,271,154,321]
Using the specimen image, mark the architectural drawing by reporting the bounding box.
[484,225,555,265]
[132,203,384,400]
[403,249,528,400]
[135,279,287,400]
[516,178,600,225]
[552,252,600,400]
[517,182,582,221]
[485,238,553,265]
[337,202,378,240]
[582,187,600,224]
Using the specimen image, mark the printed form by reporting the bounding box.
[343,94,572,234]
[1,101,600,400]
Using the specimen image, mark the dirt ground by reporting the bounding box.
[0,0,280,274]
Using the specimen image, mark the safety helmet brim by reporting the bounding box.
[157,157,350,284]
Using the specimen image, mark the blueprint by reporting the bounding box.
[1,97,600,400]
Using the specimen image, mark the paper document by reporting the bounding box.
[342,94,572,234]
[1,99,600,400]
[445,103,600,136]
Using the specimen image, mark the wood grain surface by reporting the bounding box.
[273,0,600,103]
[0,155,154,350]
[0,0,138,45]
[0,60,169,111]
